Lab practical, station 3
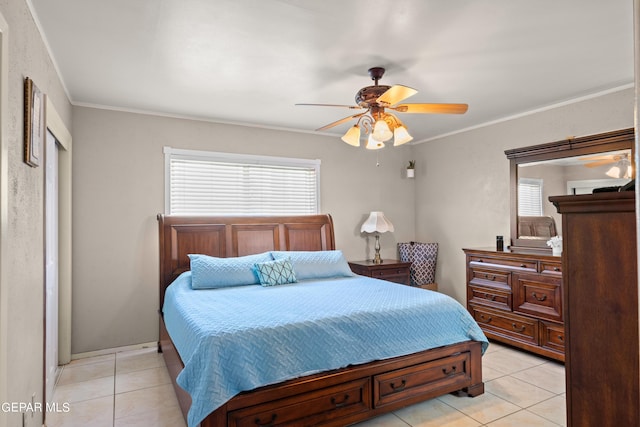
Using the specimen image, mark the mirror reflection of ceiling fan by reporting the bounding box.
[580,153,633,179]
[296,67,468,149]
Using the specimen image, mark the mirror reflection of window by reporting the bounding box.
[518,178,543,216]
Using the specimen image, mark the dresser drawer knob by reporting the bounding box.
[483,293,496,301]
[520,264,526,268]
[558,335,564,342]
[512,323,526,333]
[389,380,406,392]
[254,414,277,427]
[553,267,560,272]
[330,394,350,408]
[532,292,547,302]
[483,274,496,280]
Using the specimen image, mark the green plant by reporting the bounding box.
[407,160,416,169]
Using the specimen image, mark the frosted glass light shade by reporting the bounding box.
[365,134,385,150]
[372,120,393,142]
[360,211,395,233]
[393,125,413,146]
[341,125,361,147]
[606,158,633,179]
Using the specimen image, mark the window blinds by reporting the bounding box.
[165,148,320,215]
[518,178,543,216]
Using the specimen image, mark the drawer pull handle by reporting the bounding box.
[330,394,350,408]
[442,366,457,375]
[477,259,484,263]
[479,314,492,323]
[389,380,406,391]
[532,292,547,302]
[558,335,564,342]
[520,264,527,268]
[553,267,560,272]
[254,414,277,427]
[484,274,496,280]
[512,323,525,332]
[484,293,496,301]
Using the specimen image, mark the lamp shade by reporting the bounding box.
[372,120,393,142]
[365,134,385,150]
[360,211,395,233]
[341,125,361,147]
[393,125,413,146]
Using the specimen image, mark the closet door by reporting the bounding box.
[44,129,59,406]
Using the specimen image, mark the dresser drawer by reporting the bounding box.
[468,285,512,311]
[228,378,371,427]
[373,352,471,408]
[513,273,562,322]
[469,255,537,272]
[470,306,538,346]
[469,268,511,291]
[371,267,409,282]
[539,321,565,355]
[540,261,562,276]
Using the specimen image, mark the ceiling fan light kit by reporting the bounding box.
[297,67,468,149]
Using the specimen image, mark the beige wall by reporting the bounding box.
[414,88,634,302]
[71,107,416,353]
[0,1,73,426]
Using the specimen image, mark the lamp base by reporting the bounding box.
[373,234,382,264]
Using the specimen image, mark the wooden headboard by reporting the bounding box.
[157,214,335,308]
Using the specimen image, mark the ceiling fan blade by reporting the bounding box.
[584,159,616,168]
[392,103,469,114]
[315,112,367,131]
[296,103,363,109]
[376,85,418,106]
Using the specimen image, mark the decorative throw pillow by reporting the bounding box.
[188,252,272,289]
[254,258,297,286]
[270,250,354,280]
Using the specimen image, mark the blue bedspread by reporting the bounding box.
[163,272,488,427]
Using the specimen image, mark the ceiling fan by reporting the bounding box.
[296,67,468,149]
[580,152,633,178]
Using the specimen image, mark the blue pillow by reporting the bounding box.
[270,250,354,280]
[254,258,297,286]
[188,252,273,289]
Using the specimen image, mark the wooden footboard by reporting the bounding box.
[160,317,483,427]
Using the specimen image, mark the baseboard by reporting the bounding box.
[70,341,157,361]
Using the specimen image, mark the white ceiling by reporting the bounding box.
[29,0,634,144]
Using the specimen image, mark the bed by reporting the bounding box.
[158,214,487,427]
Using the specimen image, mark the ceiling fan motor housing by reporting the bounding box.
[355,85,391,108]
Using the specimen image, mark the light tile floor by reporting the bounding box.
[46,341,566,427]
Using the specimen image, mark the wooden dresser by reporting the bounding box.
[463,248,564,362]
[551,192,638,427]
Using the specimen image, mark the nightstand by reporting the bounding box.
[348,259,411,286]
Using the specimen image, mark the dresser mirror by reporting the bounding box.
[505,128,634,252]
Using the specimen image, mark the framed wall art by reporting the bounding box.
[24,77,44,167]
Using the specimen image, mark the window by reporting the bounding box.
[164,147,320,215]
[518,178,543,216]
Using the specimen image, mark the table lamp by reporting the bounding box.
[360,211,394,264]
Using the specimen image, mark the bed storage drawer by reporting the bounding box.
[228,378,371,427]
[373,352,472,408]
